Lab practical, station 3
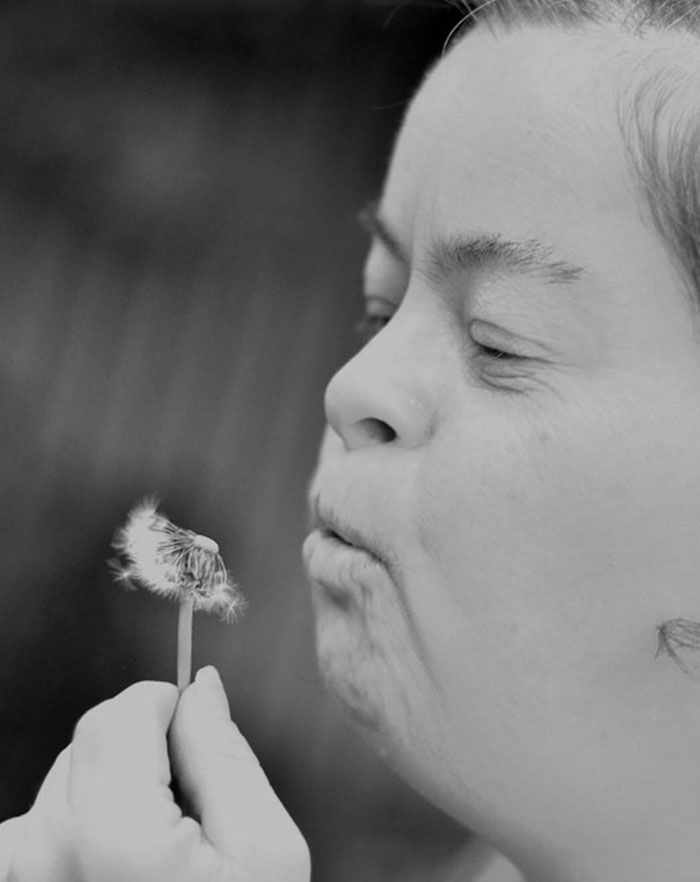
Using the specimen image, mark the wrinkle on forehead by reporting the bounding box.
[379,25,632,269]
[364,17,700,393]
[379,20,696,306]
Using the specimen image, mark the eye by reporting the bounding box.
[354,297,396,346]
[469,320,523,362]
[354,314,390,345]
[473,342,517,361]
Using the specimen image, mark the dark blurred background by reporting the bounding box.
[0,0,478,878]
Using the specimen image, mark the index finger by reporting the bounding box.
[68,681,179,819]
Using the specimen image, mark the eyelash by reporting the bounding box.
[354,314,391,347]
[354,311,518,362]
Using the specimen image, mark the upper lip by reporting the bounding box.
[309,495,385,563]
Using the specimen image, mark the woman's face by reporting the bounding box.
[304,22,700,873]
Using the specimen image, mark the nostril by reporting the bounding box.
[357,417,397,445]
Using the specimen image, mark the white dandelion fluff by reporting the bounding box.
[111,497,245,690]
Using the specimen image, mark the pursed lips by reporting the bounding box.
[307,494,388,566]
[303,490,426,663]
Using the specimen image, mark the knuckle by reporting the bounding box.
[72,702,112,748]
[72,682,177,748]
[122,680,178,704]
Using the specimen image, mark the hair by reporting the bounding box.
[441,0,700,321]
[457,0,700,30]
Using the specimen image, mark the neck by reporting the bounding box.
[506,822,700,882]
[477,671,700,882]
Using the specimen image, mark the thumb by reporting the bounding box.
[169,667,301,863]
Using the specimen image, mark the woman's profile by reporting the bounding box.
[6,1,700,880]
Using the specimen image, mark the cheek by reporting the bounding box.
[412,396,700,701]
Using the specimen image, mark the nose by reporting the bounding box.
[323,310,437,452]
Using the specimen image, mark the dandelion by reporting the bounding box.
[111,497,245,691]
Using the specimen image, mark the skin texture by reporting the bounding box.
[304,22,700,882]
[3,671,310,882]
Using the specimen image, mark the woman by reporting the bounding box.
[4,1,700,879]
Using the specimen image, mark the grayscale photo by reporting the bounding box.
[1,2,700,881]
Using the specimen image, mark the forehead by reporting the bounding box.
[380,25,637,260]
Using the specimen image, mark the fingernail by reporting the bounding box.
[195,666,230,717]
[195,665,221,686]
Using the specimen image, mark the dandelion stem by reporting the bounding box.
[112,500,243,688]
[177,594,195,692]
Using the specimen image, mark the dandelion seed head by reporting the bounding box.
[111,497,245,622]
[193,534,219,555]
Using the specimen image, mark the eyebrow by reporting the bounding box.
[358,201,588,287]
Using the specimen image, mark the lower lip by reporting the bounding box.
[302,529,386,604]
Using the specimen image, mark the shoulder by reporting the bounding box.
[440,838,526,882]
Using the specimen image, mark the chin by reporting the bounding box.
[312,595,391,737]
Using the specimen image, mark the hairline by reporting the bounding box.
[437,2,700,327]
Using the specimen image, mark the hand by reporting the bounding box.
[6,668,310,882]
